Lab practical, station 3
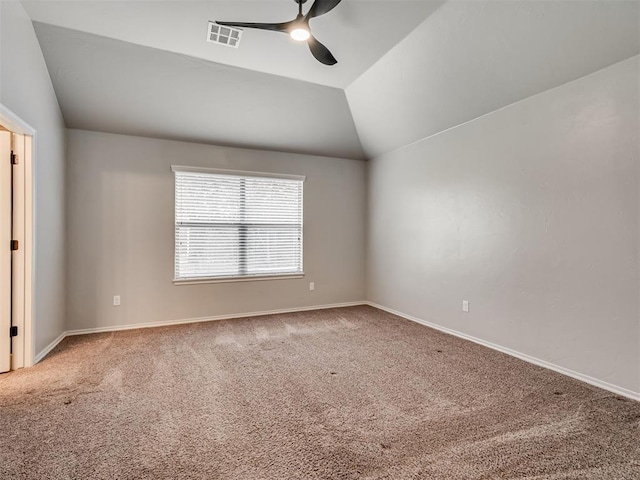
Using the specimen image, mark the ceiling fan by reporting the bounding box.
[215,0,343,66]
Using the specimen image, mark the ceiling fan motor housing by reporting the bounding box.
[215,0,341,65]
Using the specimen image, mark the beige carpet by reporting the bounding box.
[0,306,639,479]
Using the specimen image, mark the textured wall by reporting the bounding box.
[0,0,67,356]
[367,57,640,394]
[66,130,366,331]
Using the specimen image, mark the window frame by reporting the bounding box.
[171,165,305,285]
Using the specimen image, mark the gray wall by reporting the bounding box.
[0,0,67,355]
[66,130,366,331]
[366,57,640,394]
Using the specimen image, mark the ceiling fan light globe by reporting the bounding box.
[290,28,310,41]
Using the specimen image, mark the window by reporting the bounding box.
[172,166,304,283]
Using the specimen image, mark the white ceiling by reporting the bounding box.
[33,22,366,159]
[346,0,640,158]
[22,0,443,88]
[23,0,640,160]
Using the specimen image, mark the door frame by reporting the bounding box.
[0,103,35,369]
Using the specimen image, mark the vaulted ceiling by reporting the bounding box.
[33,23,366,159]
[23,0,443,88]
[23,0,640,160]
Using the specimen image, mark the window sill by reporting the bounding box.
[173,273,305,285]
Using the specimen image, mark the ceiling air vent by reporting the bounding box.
[207,22,242,48]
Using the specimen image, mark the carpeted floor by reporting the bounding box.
[0,306,638,479]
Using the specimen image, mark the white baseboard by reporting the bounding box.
[35,301,367,362]
[33,300,640,402]
[34,332,67,364]
[64,301,366,337]
[365,301,640,402]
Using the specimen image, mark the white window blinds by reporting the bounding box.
[173,167,304,281]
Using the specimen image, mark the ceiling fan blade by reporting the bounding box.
[306,0,343,19]
[307,35,337,66]
[215,21,292,33]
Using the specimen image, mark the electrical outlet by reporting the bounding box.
[462,300,469,313]
[309,282,315,291]
[113,295,121,306]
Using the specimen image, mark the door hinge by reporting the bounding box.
[9,326,18,337]
[10,240,18,251]
[10,151,18,165]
